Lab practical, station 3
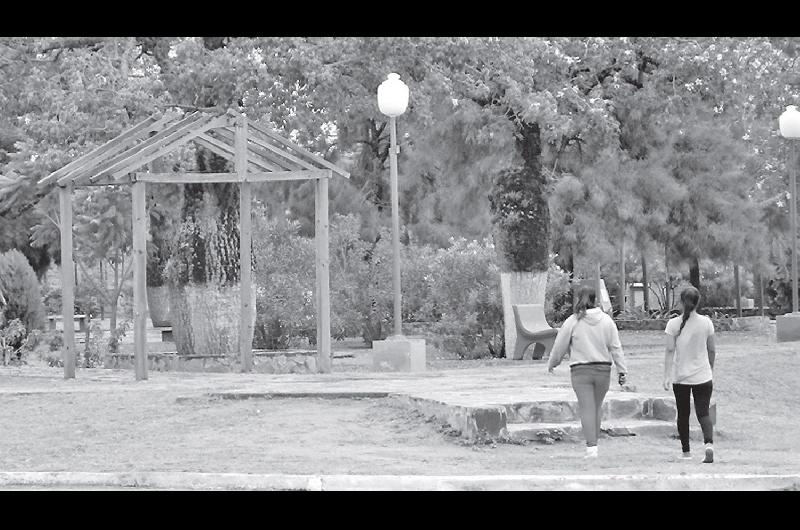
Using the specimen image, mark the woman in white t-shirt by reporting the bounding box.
[663,286,716,463]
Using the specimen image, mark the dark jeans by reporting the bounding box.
[570,363,611,447]
[672,380,714,453]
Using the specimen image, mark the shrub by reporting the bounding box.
[545,261,573,325]
[0,249,46,350]
[251,211,316,350]
[79,321,105,368]
[0,318,26,365]
[329,214,393,345]
[428,238,504,359]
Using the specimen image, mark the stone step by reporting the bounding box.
[503,397,716,425]
[506,419,706,444]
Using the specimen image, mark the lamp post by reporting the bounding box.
[777,105,800,341]
[370,73,425,372]
[377,73,409,338]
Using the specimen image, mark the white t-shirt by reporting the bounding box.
[664,312,714,385]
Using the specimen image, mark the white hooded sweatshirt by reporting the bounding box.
[546,307,627,373]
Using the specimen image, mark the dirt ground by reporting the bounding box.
[1,328,799,482]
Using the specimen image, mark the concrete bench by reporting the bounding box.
[47,314,88,333]
[512,304,558,360]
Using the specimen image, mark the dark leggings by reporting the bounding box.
[672,380,713,453]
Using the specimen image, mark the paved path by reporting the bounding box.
[0,471,797,491]
[0,362,650,406]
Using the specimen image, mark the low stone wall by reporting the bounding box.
[731,316,771,331]
[614,319,670,331]
[104,350,320,374]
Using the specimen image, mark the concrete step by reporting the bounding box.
[506,419,705,444]
[503,397,716,425]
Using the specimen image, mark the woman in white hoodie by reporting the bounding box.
[547,285,627,458]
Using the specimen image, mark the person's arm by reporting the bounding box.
[547,318,573,372]
[707,335,716,370]
[607,321,627,378]
[664,332,676,390]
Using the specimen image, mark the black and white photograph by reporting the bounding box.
[1,35,799,493]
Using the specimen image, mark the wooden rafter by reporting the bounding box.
[209,128,300,172]
[94,113,219,183]
[246,118,350,178]
[236,126,321,172]
[193,135,270,173]
[39,114,164,186]
[199,131,283,172]
[104,114,231,183]
[66,112,206,185]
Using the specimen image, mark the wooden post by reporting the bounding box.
[315,174,332,373]
[236,113,253,372]
[131,179,148,380]
[58,185,76,379]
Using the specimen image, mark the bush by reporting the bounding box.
[427,238,504,359]
[79,322,105,368]
[545,261,573,325]
[252,211,316,350]
[329,214,393,345]
[0,249,46,350]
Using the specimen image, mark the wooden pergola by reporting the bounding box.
[38,108,349,380]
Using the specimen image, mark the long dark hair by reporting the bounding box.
[678,286,700,335]
[573,285,597,321]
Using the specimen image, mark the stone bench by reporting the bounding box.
[512,304,558,360]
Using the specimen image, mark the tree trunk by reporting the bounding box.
[689,256,700,290]
[501,271,548,359]
[641,252,650,312]
[566,249,575,280]
[664,244,669,310]
[110,257,119,333]
[491,120,549,358]
[734,263,742,317]
[99,260,104,320]
[618,242,626,312]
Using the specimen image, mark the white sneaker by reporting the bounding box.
[702,444,714,463]
[585,446,598,459]
[680,452,692,460]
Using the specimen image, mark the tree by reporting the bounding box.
[0,37,169,279]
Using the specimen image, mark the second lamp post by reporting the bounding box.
[377,72,409,338]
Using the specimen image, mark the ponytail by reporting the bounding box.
[677,286,700,336]
[573,284,597,321]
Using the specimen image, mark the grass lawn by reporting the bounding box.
[0,328,798,483]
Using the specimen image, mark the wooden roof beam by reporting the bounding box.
[195,133,281,172]
[106,114,232,182]
[67,111,208,185]
[246,119,350,178]
[39,114,171,186]
[209,128,301,172]
[134,169,329,184]
[229,126,320,172]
